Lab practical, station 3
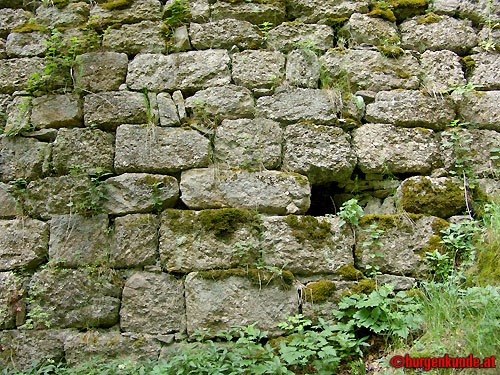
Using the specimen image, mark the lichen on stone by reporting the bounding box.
[197,268,294,289]
[198,208,261,238]
[285,215,333,247]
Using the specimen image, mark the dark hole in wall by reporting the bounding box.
[306,182,345,216]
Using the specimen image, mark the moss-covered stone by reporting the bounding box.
[460,56,476,76]
[198,208,261,238]
[343,279,376,296]
[367,4,396,22]
[302,280,336,303]
[98,0,133,10]
[161,209,196,235]
[11,22,49,33]
[197,268,294,290]
[284,215,333,247]
[416,12,441,24]
[337,264,365,281]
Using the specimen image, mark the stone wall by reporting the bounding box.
[0,0,499,368]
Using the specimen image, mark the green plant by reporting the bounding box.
[258,21,274,35]
[336,198,364,227]
[163,0,190,39]
[150,181,165,212]
[67,168,112,216]
[480,0,500,51]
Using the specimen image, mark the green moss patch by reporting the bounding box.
[337,265,365,281]
[416,12,441,24]
[11,21,49,33]
[198,268,294,290]
[367,4,396,22]
[198,208,260,238]
[302,280,337,303]
[98,0,133,10]
[343,279,376,297]
[285,215,333,247]
[162,209,196,235]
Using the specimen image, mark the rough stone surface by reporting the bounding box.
[0,218,48,271]
[287,0,370,23]
[0,38,5,59]
[214,118,282,169]
[400,14,478,54]
[0,271,25,329]
[84,91,148,130]
[353,124,441,174]
[458,91,500,131]
[0,182,18,218]
[355,215,447,277]
[90,0,162,24]
[365,90,456,130]
[266,22,334,53]
[28,268,121,329]
[0,57,44,93]
[283,124,356,184]
[431,0,460,15]
[64,331,161,366]
[458,0,500,25]
[35,2,89,28]
[102,21,166,55]
[261,215,355,275]
[185,272,297,335]
[184,0,210,23]
[0,136,51,182]
[120,272,186,335]
[319,49,420,92]
[232,50,286,90]
[126,50,231,92]
[52,128,115,174]
[285,49,320,88]
[375,274,416,291]
[185,85,255,120]
[109,214,158,268]
[189,19,265,50]
[0,8,31,38]
[396,176,466,218]
[340,13,399,46]
[5,31,49,57]
[211,1,286,25]
[114,125,210,173]
[31,94,83,129]
[256,88,341,125]
[171,25,191,52]
[180,168,311,214]
[74,52,128,92]
[102,173,179,215]
[157,92,180,126]
[4,95,30,136]
[478,178,500,198]
[49,214,109,267]
[420,50,466,93]
[469,52,500,90]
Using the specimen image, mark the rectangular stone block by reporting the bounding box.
[0,182,18,218]
[211,1,287,25]
[0,271,25,329]
[102,20,166,55]
[469,52,500,90]
[266,22,334,53]
[31,94,83,129]
[232,50,286,90]
[458,91,500,131]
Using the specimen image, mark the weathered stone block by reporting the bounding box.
[185,85,255,120]
[159,208,261,272]
[256,88,341,125]
[319,49,420,92]
[102,21,166,55]
[285,49,320,88]
[35,2,89,28]
[189,19,265,50]
[57,27,100,56]
[353,124,441,174]
[90,0,162,24]
[400,14,478,54]
[52,128,115,174]
[4,96,30,136]
[5,31,49,57]
[0,136,51,182]
[365,90,455,130]
[283,124,356,184]
[287,0,370,23]
[0,272,25,329]
[64,331,161,366]
[170,25,191,52]
[185,271,297,335]
[102,173,179,215]
[355,214,449,277]
[261,215,355,275]
[231,50,285,90]
[0,94,9,128]
[0,8,31,38]
[28,268,121,329]
[469,52,500,90]
[340,13,398,46]
[49,214,109,267]
[266,22,334,53]
[180,168,311,215]
[0,218,48,271]
[214,118,282,169]
[115,125,210,173]
[420,50,466,93]
[120,272,185,335]
[0,38,5,59]
[126,50,231,92]
[31,94,83,129]
[74,52,128,92]
[109,214,159,268]
[431,0,460,15]
[0,182,18,218]
[157,92,180,126]
[211,0,286,25]
[396,176,466,218]
[84,91,148,130]
[458,91,500,131]
[458,0,500,25]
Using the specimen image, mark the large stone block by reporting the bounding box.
[0,182,18,218]
[90,0,162,24]
[319,49,420,92]
[458,0,500,25]
[109,214,159,268]
[355,214,449,277]
[420,50,466,93]
[126,50,231,92]
[120,272,185,335]
[0,95,9,129]
[365,90,455,130]
[185,85,255,120]
[255,88,341,125]
[214,118,282,169]
[340,12,398,46]
[5,31,49,57]
[74,52,128,92]
[180,168,311,215]
[0,219,48,271]
[185,271,298,335]
[283,124,356,184]
[35,2,89,28]
[469,52,500,90]
[210,0,286,25]
[159,208,261,272]
[31,94,83,129]
[102,21,166,55]
[353,123,441,174]
[189,19,265,50]
[83,91,149,130]
[52,128,115,174]
[266,22,334,53]
[458,91,500,131]
[0,8,31,38]
[400,14,478,54]
[0,136,51,182]
[157,92,180,126]
[4,95,30,136]
[261,215,355,275]
[0,271,25,329]
[102,173,179,215]
[114,125,210,173]
[285,49,320,88]
[287,0,370,23]
[28,268,121,329]
[231,50,286,90]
